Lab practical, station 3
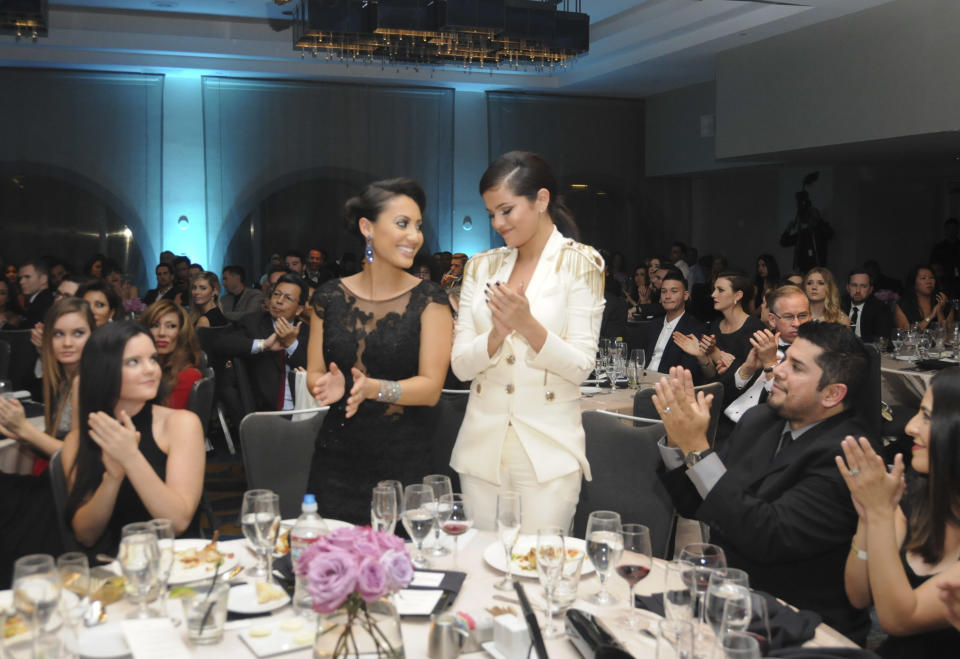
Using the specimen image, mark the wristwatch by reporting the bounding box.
[684,450,709,468]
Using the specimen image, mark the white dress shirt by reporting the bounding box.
[849,303,864,338]
[648,312,684,372]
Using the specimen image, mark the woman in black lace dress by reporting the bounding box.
[306,179,454,525]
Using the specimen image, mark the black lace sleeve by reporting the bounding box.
[310,278,342,319]
[415,280,452,308]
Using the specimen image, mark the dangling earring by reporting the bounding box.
[365,236,374,264]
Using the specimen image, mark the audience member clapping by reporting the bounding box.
[804,266,850,325]
[838,366,960,656]
[894,264,955,331]
[62,321,205,551]
[77,279,121,327]
[697,270,765,379]
[140,300,204,409]
[0,278,23,328]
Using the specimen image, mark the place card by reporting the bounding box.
[410,571,445,588]
[394,588,444,616]
[121,618,191,659]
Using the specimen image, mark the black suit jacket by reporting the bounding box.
[143,287,178,306]
[23,289,54,328]
[217,312,309,412]
[841,296,893,343]
[645,311,705,383]
[659,406,872,643]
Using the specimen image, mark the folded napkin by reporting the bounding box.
[635,590,821,651]
[767,649,880,658]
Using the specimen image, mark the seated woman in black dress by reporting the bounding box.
[894,264,955,332]
[62,321,205,551]
[190,271,228,328]
[838,367,960,658]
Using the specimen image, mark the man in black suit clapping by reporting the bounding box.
[644,269,705,382]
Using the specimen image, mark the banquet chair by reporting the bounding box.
[575,410,674,558]
[48,449,82,552]
[858,344,882,440]
[0,339,9,380]
[187,374,223,453]
[430,390,470,492]
[633,381,725,447]
[0,329,37,394]
[239,408,329,519]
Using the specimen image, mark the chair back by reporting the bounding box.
[187,374,217,432]
[634,381,725,446]
[48,449,81,552]
[858,344,882,439]
[575,411,674,558]
[0,339,10,380]
[430,391,469,492]
[239,409,328,519]
[0,329,37,392]
[231,358,258,419]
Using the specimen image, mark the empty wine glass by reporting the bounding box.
[535,527,565,639]
[494,491,522,591]
[241,489,280,582]
[891,329,905,355]
[13,554,60,659]
[423,474,453,557]
[57,552,90,651]
[663,559,696,622]
[118,524,160,619]
[550,549,584,638]
[371,484,398,534]
[148,519,175,619]
[615,523,653,629]
[440,493,472,568]
[402,484,435,568]
[377,480,404,532]
[586,510,623,605]
[677,543,726,640]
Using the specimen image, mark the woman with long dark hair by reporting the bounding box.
[307,178,453,525]
[838,367,960,657]
[62,321,204,550]
[894,265,955,331]
[753,254,780,314]
[140,300,203,409]
[450,151,605,533]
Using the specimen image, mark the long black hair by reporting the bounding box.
[906,367,960,564]
[479,151,580,241]
[64,321,162,525]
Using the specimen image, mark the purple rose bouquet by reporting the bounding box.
[296,527,413,658]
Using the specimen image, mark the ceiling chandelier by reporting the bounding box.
[0,0,48,41]
[293,0,589,72]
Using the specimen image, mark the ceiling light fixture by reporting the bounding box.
[292,0,589,72]
[1,0,48,41]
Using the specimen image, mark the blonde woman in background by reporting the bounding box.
[805,267,850,325]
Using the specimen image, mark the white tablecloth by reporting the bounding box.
[880,356,936,408]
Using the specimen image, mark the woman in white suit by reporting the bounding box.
[450,151,605,533]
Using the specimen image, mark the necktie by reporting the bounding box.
[276,349,287,410]
[775,425,792,456]
[850,306,859,325]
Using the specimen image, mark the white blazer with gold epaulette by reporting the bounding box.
[450,227,605,485]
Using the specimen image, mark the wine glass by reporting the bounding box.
[440,493,472,568]
[402,484,436,568]
[57,552,90,651]
[371,484,398,534]
[550,549,585,639]
[604,356,618,389]
[585,510,623,605]
[891,328,905,356]
[719,631,762,659]
[615,524,653,629]
[241,489,281,582]
[149,519,175,619]
[535,527,565,639]
[377,480,404,533]
[118,525,160,619]
[677,543,726,637]
[494,491,522,591]
[706,568,750,640]
[663,559,696,622]
[13,554,60,659]
[423,474,453,556]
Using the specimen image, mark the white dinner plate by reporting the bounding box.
[64,622,131,659]
[274,518,354,556]
[239,618,317,657]
[168,538,241,585]
[894,355,919,362]
[227,582,291,614]
[580,386,602,395]
[482,536,594,579]
[0,588,79,640]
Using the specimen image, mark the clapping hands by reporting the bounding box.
[651,366,713,455]
[835,436,906,520]
[312,362,346,407]
[87,410,142,481]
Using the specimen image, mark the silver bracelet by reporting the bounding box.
[377,380,401,403]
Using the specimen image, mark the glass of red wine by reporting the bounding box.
[615,523,653,629]
[439,493,472,568]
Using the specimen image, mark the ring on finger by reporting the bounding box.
[663,406,672,414]
[849,468,861,477]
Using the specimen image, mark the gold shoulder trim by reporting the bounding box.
[464,247,510,283]
[556,240,605,299]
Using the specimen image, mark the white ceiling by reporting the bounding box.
[0,0,894,97]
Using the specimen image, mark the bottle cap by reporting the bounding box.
[303,493,317,507]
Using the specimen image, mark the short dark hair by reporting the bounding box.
[715,270,754,309]
[173,256,190,267]
[156,263,172,275]
[77,279,122,313]
[796,321,869,409]
[661,268,688,290]
[274,274,308,304]
[284,250,304,263]
[189,263,204,271]
[223,265,246,280]
[671,241,687,256]
[267,265,289,277]
[20,258,49,277]
[847,268,873,286]
[945,218,959,227]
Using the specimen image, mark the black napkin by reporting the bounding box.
[767,649,880,658]
[917,359,954,371]
[635,590,821,651]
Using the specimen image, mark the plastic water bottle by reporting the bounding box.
[291,494,329,617]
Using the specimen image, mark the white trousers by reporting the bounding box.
[459,427,581,535]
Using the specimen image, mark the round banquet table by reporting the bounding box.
[70,530,856,658]
[880,355,937,408]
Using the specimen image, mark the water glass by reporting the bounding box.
[494,491,522,591]
[705,568,750,636]
[423,475,453,556]
[371,485,398,534]
[535,527,565,639]
[663,560,696,622]
[676,543,726,635]
[549,549,584,638]
[148,519,175,618]
[632,348,647,380]
[12,554,61,659]
[890,329,904,355]
[240,489,280,582]
[402,483,436,568]
[718,631,761,659]
[656,619,694,659]
[184,583,230,645]
[57,552,90,649]
[586,510,623,605]
[118,525,160,619]
[377,480,404,528]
